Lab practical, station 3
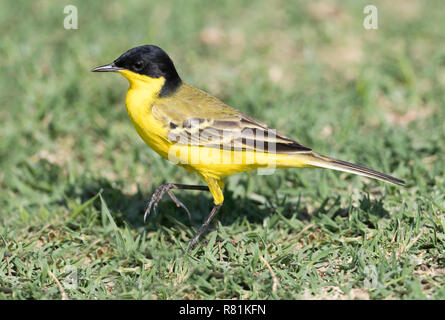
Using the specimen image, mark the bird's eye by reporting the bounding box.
[133,61,144,71]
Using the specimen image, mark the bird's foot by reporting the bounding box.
[189,237,225,250]
[144,183,191,222]
[189,238,199,250]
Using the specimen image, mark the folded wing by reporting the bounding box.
[152,84,312,154]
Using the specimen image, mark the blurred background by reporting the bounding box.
[0,0,444,299]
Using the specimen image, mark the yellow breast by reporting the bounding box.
[119,70,171,158]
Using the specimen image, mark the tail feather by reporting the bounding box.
[303,152,405,186]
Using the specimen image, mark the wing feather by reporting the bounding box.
[152,84,311,154]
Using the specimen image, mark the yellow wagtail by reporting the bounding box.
[92,45,405,248]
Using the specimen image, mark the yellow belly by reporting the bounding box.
[168,144,310,178]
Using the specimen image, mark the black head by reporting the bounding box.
[92,45,182,97]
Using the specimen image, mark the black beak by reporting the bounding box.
[91,62,122,72]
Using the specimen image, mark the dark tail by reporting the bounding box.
[303,152,405,186]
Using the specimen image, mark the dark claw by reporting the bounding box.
[166,189,192,221]
[189,239,198,250]
[201,238,225,246]
[189,238,224,250]
[144,183,192,222]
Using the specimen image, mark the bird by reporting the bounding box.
[92,45,405,248]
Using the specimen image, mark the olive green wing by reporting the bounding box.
[152,84,312,153]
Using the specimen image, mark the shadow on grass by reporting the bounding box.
[64,176,390,239]
[63,176,276,235]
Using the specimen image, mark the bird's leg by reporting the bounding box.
[189,204,223,249]
[144,183,209,221]
[144,183,223,249]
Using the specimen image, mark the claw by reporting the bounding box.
[143,183,192,222]
[166,189,192,221]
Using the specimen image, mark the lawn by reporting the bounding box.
[0,0,444,299]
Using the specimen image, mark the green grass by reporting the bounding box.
[1,0,444,299]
